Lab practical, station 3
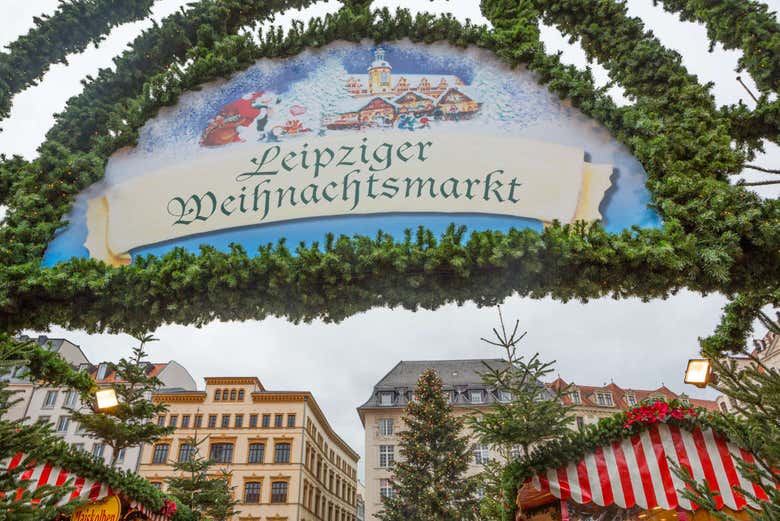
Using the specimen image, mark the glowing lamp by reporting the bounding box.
[684,359,712,388]
[95,388,119,410]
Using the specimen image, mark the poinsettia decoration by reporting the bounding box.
[623,401,698,429]
[161,499,177,517]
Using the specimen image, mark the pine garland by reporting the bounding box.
[0,2,775,372]
[0,0,157,126]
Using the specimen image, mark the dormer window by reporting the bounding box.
[469,390,484,404]
[596,392,614,407]
[96,363,109,381]
[626,394,636,406]
[571,391,581,405]
[498,390,512,403]
[379,392,394,406]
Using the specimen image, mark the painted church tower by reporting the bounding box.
[368,48,392,94]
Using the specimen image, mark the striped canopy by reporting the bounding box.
[526,425,772,512]
[6,452,171,521]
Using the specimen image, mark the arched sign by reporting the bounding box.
[43,42,659,266]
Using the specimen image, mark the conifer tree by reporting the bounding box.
[676,314,779,521]
[70,334,173,467]
[378,368,479,521]
[166,430,239,521]
[468,309,573,519]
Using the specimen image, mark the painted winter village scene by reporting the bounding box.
[201,47,482,145]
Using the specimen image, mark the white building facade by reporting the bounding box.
[3,335,197,472]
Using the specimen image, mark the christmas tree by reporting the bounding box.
[70,334,173,467]
[676,314,779,521]
[468,309,573,519]
[166,429,239,521]
[377,368,479,521]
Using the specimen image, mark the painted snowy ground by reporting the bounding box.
[43,40,660,266]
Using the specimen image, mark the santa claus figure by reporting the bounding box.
[201,92,266,147]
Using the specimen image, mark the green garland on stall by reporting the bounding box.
[501,399,733,521]
[0,0,158,126]
[0,2,776,348]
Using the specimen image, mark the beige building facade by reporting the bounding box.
[140,377,359,521]
[715,329,779,414]
[357,360,511,521]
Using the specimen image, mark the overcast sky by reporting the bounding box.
[2,0,778,480]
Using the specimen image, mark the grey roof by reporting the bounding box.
[17,335,65,353]
[358,359,507,412]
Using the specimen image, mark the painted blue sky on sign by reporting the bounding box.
[43,41,660,266]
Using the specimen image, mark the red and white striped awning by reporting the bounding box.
[5,453,171,521]
[528,425,773,512]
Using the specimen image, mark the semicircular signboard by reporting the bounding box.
[43,41,660,266]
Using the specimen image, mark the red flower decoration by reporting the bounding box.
[623,401,697,429]
[161,499,177,517]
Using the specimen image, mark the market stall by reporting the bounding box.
[516,403,773,521]
[6,452,178,521]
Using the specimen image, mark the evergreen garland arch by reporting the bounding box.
[0,0,777,350]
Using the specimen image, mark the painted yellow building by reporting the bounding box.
[139,377,359,521]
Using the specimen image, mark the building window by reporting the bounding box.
[235,415,243,428]
[221,415,230,428]
[626,394,637,406]
[379,445,394,467]
[275,414,283,428]
[379,419,394,436]
[274,442,291,463]
[209,443,234,464]
[576,416,585,430]
[157,415,165,426]
[244,481,261,504]
[214,390,220,401]
[43,390,58,409]
[510,445,522,459]
[181,415,190,428]
[72,443,85,452]
[56,416,70,432]
[92,443,105,460]
[380,479,394,498]
[169,415,178,427]
[379,392,394,406]
[150,482,162,490]
[194,415,203,428]
[262,414,271,428]
[287,414,296,428]
[498,390,512,403]
[248,443,265,463]
[469,390,484,404]
[116,448,126,463]
[37,415,51,425]
[64,391,78,409]
[596,392,614,406]
[720,401,729,413]
[152,443,169,464]
[178,443,195,462]
[230,389,237,401]
[96,363,109,381]
[571,391,581,405]
[249,414,258,428]
[207,415,217,428]
[238,389,245,401]
[473,444,490,465]
[271,481,288,503]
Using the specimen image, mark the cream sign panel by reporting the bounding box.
[44,42,659,266]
